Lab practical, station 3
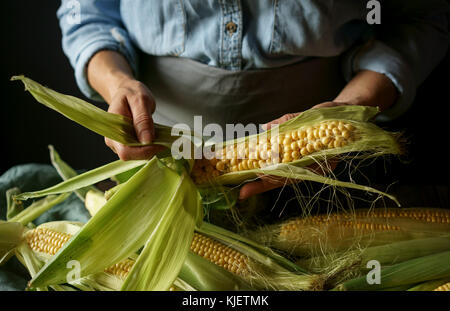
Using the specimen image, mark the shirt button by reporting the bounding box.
[226,21,237,35]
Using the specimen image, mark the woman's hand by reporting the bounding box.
[105,78,165,160]
[239,70,398,200]
[87,50,165,160]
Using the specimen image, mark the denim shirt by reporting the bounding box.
[57,0,449,120]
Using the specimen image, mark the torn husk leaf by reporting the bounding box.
[12,75,199,148]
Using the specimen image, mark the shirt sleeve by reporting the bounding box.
[342,1,450,121]
[57,0,137,101]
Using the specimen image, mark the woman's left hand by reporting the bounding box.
[238,102,344,200]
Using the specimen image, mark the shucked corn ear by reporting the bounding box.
[249,208,450,257]
[190,105,402,186]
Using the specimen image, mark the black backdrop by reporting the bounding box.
[1,2,450,204]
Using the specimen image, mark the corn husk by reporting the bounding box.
[334,251,450,291]
[27,157,202,290]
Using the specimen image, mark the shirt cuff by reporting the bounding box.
[74,35,138,101]
[342,40,416,122]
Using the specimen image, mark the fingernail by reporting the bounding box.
[139,129,152,144]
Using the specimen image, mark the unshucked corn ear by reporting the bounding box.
[194,222,324,291]
[19,222,251,291]
[250,208,450,257]
[26,157,202,290]
[4,221,138,291]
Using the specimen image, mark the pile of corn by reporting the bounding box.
[4,76,449,292]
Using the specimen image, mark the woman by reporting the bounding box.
[57,0,449,199]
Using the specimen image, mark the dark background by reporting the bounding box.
[1,2,450,206]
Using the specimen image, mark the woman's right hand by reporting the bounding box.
[87,50,165,160]
[105,77,165,160]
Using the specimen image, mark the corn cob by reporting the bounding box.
[433,282,450,291]
[251,208,450,257]
[191,120,357,183]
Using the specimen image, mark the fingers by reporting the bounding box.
[312,101,351,109]
[105,137,165,161]
[239,178,285,200]
[262,112,300,130]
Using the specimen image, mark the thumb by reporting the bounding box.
[262,113,300,130]
[129,99,155,145]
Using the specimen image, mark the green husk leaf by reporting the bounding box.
[335,251,450,291]
[120,171,201,290]
[298,237,450,286]
[12,75,140,145]
[0,221,25,264]
[178,251,253,291]
[29,157,201,288]
[14,160,146,201]
[12,75,199,148]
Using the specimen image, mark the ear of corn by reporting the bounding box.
[334,251,450,291]
[251,208,450,257]
[195,222,323,291]
[433,282,450,291]
[27,157,202,290]
[191,106,402,204]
